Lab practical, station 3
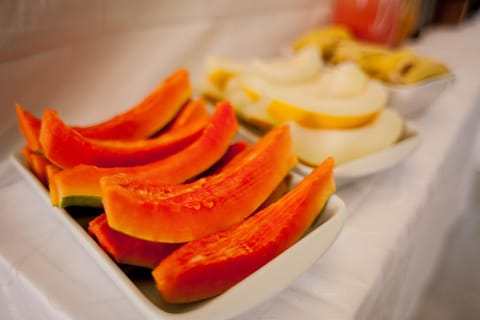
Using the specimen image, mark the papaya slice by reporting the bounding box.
[30,153,56,187]
[100,124,297,243]
[88,214,181,269]
[47,165,62,206]
[152,157,335,303]
[15,69,192,151]
[16,106,42,152]
[39,99,209,169]
[21,145,34,168]
[76,69,192,140]
[50,101,238,208]
[21,144,62,200]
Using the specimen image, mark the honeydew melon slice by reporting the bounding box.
[289,109,403,165]
[201,57,245,100]
[241,73,387,129]
[222,78,278,129]
[249,46,322,84]
[324,62,369,98]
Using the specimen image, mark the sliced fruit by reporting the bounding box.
[196,142,289,209]
[16,105,42,152]
[21,145,33,168]
[289,109,404,165]
[222,78,278,129]
[39,99,209,169]
[327,39,389,66]
[50,102,238,208]
[267,98,376,129]
[152,157,335,303]
[201,57,245,101]
[88,214,181,269]
[359,49,417,83]
[323,62,369,98]
[236,66,387,129]
[47,165,62,206]
[69,69,192,140]
[390,55,450,85]
[241,98,280,130]
[15,70,192,151]
[292,25,352,54]
[30,153,55,186]
[101,124,297,243]
[249,46,322,84]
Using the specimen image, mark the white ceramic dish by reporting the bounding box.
[386,74,455,117]
[11,153,346,320]
[238,121,420,188]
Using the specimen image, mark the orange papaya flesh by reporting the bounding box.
[101,123,297,243]
[16,105,42,152]
[39,101,208,169]
[47,165,62,206]
[88,214,181,269]
[194,140,286,211]
[30,153,56,187]
[21,145,34,168]
[152,157,335,303]
[70,69,192,140]
[15,70,192,150]
[50,102,238,208]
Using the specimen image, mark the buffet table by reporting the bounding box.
[1,2,479,319]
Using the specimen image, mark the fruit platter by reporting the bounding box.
[201,46,421,186]
[12,69,346,319]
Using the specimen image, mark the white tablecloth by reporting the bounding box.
[1,2,479,319]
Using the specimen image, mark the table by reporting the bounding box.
[1,2,479,319]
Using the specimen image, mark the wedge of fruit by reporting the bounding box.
[238,70,387,129]
[289,109,403,165]
[100,124,297,243]
[152,157,335,303]
[201,57,245,101]
[292,25,352,57]
[16,106,43,152]
[88,214,181,269]
[49,101,237,208]
[21,146,33,168]
[40,99,210,169]
[249,46,322,84]
[30,153,55,187]
[72,69,192,140]
[293,26,451,85]
[15,70,192,153]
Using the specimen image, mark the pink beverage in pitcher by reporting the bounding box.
[332,0,403,46]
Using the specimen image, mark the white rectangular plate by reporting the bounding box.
[238,122,421,187]
[11,153,346,320]
[386,74,455,117]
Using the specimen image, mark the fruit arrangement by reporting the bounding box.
[201,46,404,166]
[292,26,450,85]
[16,69,337,303]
